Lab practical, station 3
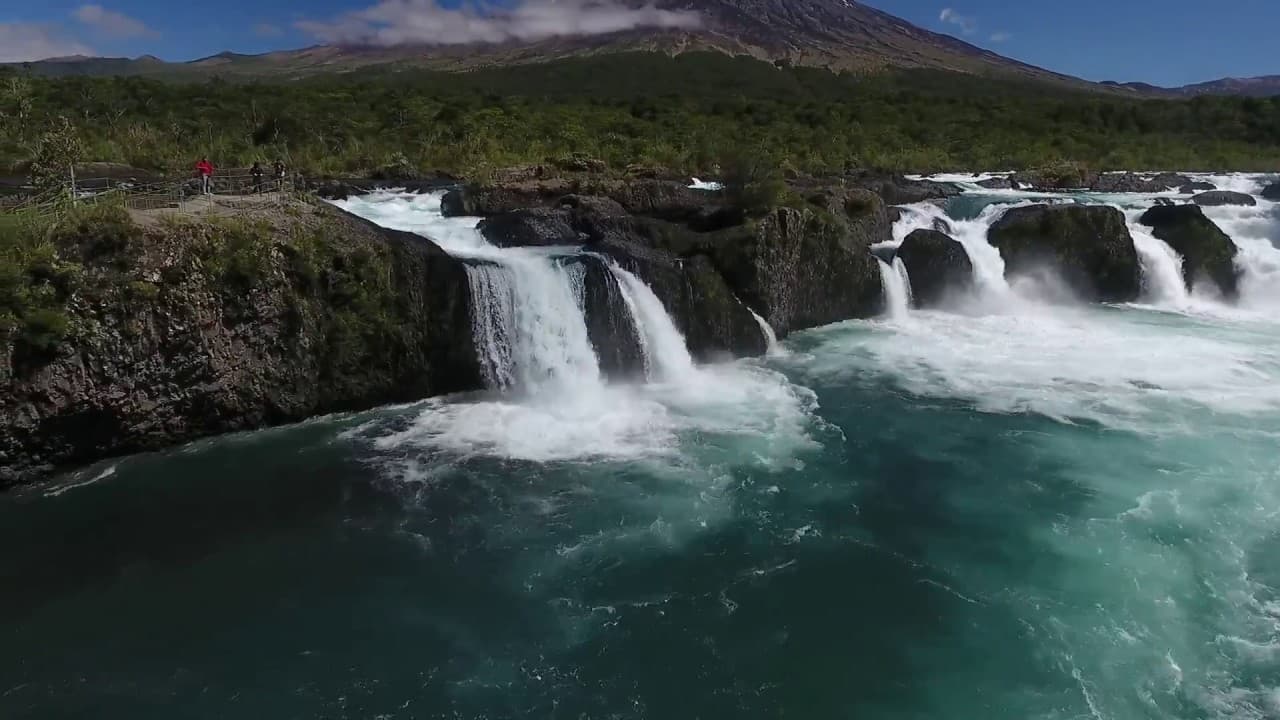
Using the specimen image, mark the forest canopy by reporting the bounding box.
[2,52,1279,178]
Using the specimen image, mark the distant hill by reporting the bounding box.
[1103,75,1280,98]
[6,0,1084,86]
[6,0,1274,97]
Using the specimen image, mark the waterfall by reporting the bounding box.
[608,263,696,382]
[749,309,782,356]
[463,251,605,397]
[877,258,912,319]
[1128,224,1191,306]
[893,257,914,309]
[891,201,1021,305]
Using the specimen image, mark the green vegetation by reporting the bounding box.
[0,203,127,365]
[2,53,1279,177]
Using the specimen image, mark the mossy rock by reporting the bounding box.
[1138,204,1240,299]
[988,204,1139,302]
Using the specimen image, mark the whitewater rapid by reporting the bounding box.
[334,191,819,471]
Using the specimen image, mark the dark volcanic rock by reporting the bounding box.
[1148,172,1193,189]
[896,229,974,307]
[1138,204,1240,298]
[1010,164,1097,192]
[1260,182,1280,201]
[567,255,647,378]
[977,177,1013,190]
[1193,191,1257,207]
[478,208,581,247]
[696,191,889,335]
[849,172,960,205]
[0,204,482,488]
[598,241,767,361]
[987,204,1141,302]
[441,179,574,217]
[1090,173,1164,193]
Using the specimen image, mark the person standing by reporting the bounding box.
[250,162,265,194]
[195,157,215,195]
[273,160,287,191]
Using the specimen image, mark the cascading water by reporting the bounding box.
[1122,210,1192,308]
[607,262,696,382]
[876,257,912,319]
[749,308,783,356]
[891,201,1025,306]
[1201,201,1280,310]
[465,252,604,397]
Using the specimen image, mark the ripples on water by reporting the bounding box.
[2,180,1279,719]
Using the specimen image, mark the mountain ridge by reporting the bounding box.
[3,0,1275,96]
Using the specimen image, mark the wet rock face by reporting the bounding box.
[478,208,582,247]
[1192,191,1256,207]
[987,204,1141,303]
[1138,204,1240,299]
[896,229,974,308]
[565,255,648,379]
[1261,182,1280,201]
[0,206,483,489]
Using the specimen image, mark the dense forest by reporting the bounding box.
[3,52,1280,179]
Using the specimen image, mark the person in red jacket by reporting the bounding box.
[195,157,215,194]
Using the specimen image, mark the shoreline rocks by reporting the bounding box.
[1,202,482,490]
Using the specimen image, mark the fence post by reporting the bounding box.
[69,163,77,205]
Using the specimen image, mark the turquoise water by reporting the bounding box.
[4,186,1280,719]
[5,302,1280,719]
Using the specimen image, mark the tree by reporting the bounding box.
[30,116,83,197]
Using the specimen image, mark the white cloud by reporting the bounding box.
[73,4,158,39]
[254,22,283,38]
[990,31,1011,43]
[0,23,94,62]
[296,0,702,47]
[939,7,976,36]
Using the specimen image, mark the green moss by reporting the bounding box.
[19,308,70,353]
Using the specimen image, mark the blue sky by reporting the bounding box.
[0,0,1274,87]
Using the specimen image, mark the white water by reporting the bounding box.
[609,262,696,383]
[335,190,821,470]
[877,257,912,319]
[749,309,783,356]
[1202,200,1280,310]
[1128,224,1191,306]
[890,201,1022,307]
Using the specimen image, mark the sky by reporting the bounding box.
[0,0,1275,87]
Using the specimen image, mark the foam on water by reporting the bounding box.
[336,190,822,472]
[876,257,912,319]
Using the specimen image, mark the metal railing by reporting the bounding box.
[0,170,308,221]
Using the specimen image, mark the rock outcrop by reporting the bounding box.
[1010,163,1096,192]
[1,202,482,489]
[478,208,581,247]
[1090,173,1165,193]
[1260,182,1280,201]
[976,177,1013,190]
[896,229,974,307]
[988,204,1141,302]
[1138,204,1240,298]
[691,190,889,335]
[847,172,960,205]
[567,255,648,378]
[1192,191,1257,207]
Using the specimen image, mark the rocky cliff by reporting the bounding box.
[1,199,481,488]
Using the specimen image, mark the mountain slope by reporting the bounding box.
[7,0,1088,85]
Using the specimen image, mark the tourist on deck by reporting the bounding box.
[273,160,287,191]
[250,162,265,194]
[195,157,215,194]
